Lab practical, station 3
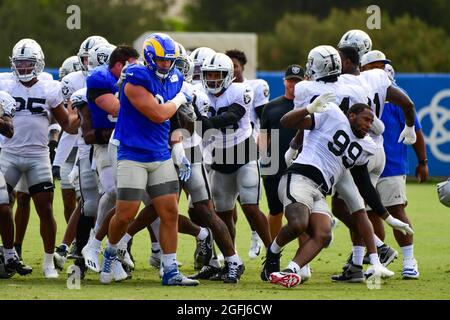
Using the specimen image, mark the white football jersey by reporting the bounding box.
[245,78,270,135]
[204,82,254,149]
[70,88,91,160]
[294,79,368,112]
[0,71,53,81]
[359,68,391,118]
[181,81,210,149]
[0,78,63,157]
[0,91,16,147]
[61,71,86,102]
[294,103,376,192]
[339,72,386,147]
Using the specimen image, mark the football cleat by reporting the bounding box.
[5,256,33,276]
[248,232,263,259]
[299,264,312,284]
[198,228,214,268]
[43,265,59,279]
[162,264,199,286]
[331,262,365,283]
[54,245,68,271]
[365,264,395,279]
[223,262,245,284]
[378,244,398,267]
[260,246,281,281]
[149,249,161,269]
[117,241,134,270]
[82,243,101,273]
[188,265,221,280]
[269,270,301,288]
[402,259,419,279]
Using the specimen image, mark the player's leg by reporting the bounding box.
[262,176,284,240]
[237,161,271,248]
[13,175,31,259]
[60,159,77,223]
[26,155,58,278]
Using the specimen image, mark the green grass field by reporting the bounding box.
[1,181,450,300]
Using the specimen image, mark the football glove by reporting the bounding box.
[398,125,416,145]
[284,147,299,168]
[306,92,336,114]
[171,142,192,182]
[385,215,414,235]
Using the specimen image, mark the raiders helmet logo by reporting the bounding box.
[244,93,252,104]
[263,88,269,97]
[97,53,108,65]
[292,66,301,74]
[62,86,69,96]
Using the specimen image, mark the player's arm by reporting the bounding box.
[0,115,13,138]
[413,129,428,182]
[350,163,414,235]
[51,102,80,134]
[386,86,415,127]
[193,102,246,132]
[75,100,112,145]
[124,82,185,124]
[87,89,120,117]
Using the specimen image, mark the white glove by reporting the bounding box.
[68,165,79,186]
[306,92,336,114]
[385,215,414,235]
[171,143,192,182]
[284,147,299,168]
[172,92,192,109]
[398,125,416,145]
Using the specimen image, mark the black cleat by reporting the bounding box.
[5,257,33,276]
[189,265,221,280]
[223,262,245,284]
[378,244,398,266]
[198,228,213,268]
[260,246,281,281]
[331,262,365,283]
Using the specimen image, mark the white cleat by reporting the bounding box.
[117,242,134,269]
[402,259,419,279]
[149,249,161,268]
[43,265,59,279]
[299,264,312,283]
[82,244,101,273]
[248,233,263,260]
[365,264,395,279]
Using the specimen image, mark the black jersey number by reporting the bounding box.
[14,97,46,115]
[309,95,349,113]
[328,130,363,168]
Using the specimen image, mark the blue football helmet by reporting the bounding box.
[142,33,179,79]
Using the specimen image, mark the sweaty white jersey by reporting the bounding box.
[61,71,86,103]
[205,82,254,148]
[0,72,53,81]
[0,78,63,157]
[181,81,210,149]
[244,78,270,135]
[359,68,391,118]
[293,103,376,192]
[0,91,17,147]
[339,72,386,147]
[294,79,368,112]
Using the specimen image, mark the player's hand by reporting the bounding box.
[385,215,414,235]
[178,102,197,123]
[415,161,429,183]
[284,147,299,168]
[306,92,336,114]
[398,125,416,145]
[171,142,192,182]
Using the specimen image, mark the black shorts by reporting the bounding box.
[263,175,283,215]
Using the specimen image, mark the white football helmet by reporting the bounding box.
[78,36,109,73]
[437,179,450,207]
[59,56,82,80]
[10,38,45,82]
[384,64,396,82]
[305,45,341,81]
[174,42,194,83]
[201,52,234,94]
[87,43,116,70]
[338,29,372,59]
[190,47,216,84]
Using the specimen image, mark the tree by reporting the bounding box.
[0,0,170,68]
[258,8,450,72]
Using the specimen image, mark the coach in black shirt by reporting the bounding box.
[259,64,304,238]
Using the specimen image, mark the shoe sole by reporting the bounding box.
[381,251,398,267]
[269,272,301,288]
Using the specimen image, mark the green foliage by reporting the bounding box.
[0,0,169,68]
[258,8,450,72]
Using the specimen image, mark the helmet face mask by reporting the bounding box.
[174,41,194,82]
[200,53,234,95]
[10,39,45,82]
[142,33,178,80]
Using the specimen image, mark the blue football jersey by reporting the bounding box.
[114,64,183,162]
[86,65,118,129]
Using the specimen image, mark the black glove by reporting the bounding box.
[48,140,58,165]
[52,165,61,181]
